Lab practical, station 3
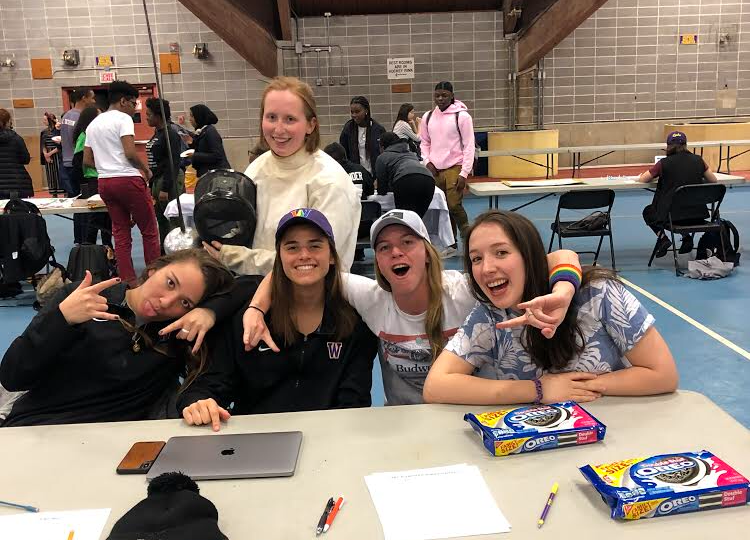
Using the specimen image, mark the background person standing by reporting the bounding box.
[420,81,475,258]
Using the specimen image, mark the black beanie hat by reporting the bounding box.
[107,472,228,540]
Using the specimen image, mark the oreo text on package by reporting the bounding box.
[580,450,750,520]
[463,401,606,457]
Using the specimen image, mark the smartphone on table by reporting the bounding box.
[116,441,165,474]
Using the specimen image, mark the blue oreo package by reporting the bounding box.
[464,401,606,456]
[580,450,750,520]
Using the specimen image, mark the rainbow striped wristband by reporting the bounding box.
[549,264,582,293]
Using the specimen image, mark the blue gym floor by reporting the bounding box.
[2,186,749,427]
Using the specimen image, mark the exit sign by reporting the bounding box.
[680,34,698,45]
[99,70,117,83]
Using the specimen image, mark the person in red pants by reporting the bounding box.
[83,81,160,285]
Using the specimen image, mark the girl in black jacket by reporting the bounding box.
[0,249,245,427]
[0,108,33,199]
[184,104,230,178]
[179,208,377,430]
[339,96,386,177]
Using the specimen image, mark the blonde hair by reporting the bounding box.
[374,239,446,362]
[258,76,320,154]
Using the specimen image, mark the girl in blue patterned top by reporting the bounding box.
[423,210,678,406]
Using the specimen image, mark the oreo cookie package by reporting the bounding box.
[580,450,750,520]
[463,401,606,457]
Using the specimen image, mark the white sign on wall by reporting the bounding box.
[387,57,414,80]
[98,70,117,84]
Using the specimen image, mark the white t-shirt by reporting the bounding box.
[341,271,477,405]
[357,126,371,173]
[84,110,141,179]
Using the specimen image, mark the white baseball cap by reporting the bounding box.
[370,209,431,249]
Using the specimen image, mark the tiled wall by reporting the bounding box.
[285,12,511,134]
[544,0,750,124]
[0,0,265,138]
[2,0,749,140]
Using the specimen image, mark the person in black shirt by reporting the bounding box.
[182,104,230,178]
[639,131,718,257]
[324,141,373,199]
[339,96,386,177]
[0,249,243,427]
[145,98,184,247]
[179,208,377,430]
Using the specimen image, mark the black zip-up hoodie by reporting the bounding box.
[177,290,378,415]
[0,277,258,426]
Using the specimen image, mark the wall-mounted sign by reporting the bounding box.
[99,70,117,84]
[680,34,698,45]
[96,55,115,68]
[387,57,414,80]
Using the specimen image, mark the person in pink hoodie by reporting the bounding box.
[419,81,474,257]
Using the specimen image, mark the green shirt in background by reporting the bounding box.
[74,132,98,179]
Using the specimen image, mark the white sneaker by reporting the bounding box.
[440,246,458,259]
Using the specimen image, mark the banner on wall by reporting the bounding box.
[387,57,414,80]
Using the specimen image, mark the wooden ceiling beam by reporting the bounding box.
[179,0,278,78]
[517,0,608,72]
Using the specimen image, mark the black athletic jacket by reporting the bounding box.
[177,292,378,416]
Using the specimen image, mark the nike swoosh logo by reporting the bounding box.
[258,346,271,352]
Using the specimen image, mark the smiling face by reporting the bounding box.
[279,223,333,288]
[374,224,429,298]
[130,261,206,321]
[350,103,368,126]
[262,89,316,157]
[468,222,526,310]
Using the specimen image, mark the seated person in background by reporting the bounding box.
[423,210,678,406]
[375,132,436,218]
[206,76,359,275]
[324,141,373,199]
[243,209,582,406]
[639,131,717,257]
[392,103,422,159]
[0,249,245,427]
[179,209,377,430]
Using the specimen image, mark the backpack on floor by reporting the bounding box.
[67,243,116,283]
[0,199,58,284]
[696,219,740,266]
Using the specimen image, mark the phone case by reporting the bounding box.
[116,441,166,474]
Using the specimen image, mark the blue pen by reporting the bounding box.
[0,499,39,513]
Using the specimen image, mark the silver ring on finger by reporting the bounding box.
[180,328,190,333]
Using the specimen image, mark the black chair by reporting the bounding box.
[648,183,726,276]
[548,189,616,270]
[355,200,382,253]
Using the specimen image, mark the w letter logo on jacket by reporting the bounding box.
[327,342,343,360]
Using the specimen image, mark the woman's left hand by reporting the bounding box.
[202,240,223,261]
[495,287,574,338]
[159,307,217,354]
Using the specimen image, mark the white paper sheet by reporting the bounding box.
[365,464,510,540]
[502,179,582,188]
[0,508,111,540]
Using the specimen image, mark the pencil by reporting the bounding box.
[67,531,75,540]
[537,482,559,528]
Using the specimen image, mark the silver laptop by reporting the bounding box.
[147,431,302,481]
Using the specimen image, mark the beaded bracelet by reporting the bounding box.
[549,263,582,293]
[533,378,543,405]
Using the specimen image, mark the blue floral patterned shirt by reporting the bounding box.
[445,279,655,379]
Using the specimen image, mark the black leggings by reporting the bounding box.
[393,173,435,218]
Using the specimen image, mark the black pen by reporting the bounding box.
[316,497,334,536]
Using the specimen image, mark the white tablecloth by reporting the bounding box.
[368,187,455,249]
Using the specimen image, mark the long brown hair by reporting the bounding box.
[374,238,446,362]
[270,225,357,346]
[123,249,234,390]
[257,76,320,154]
[463,210,618,371]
